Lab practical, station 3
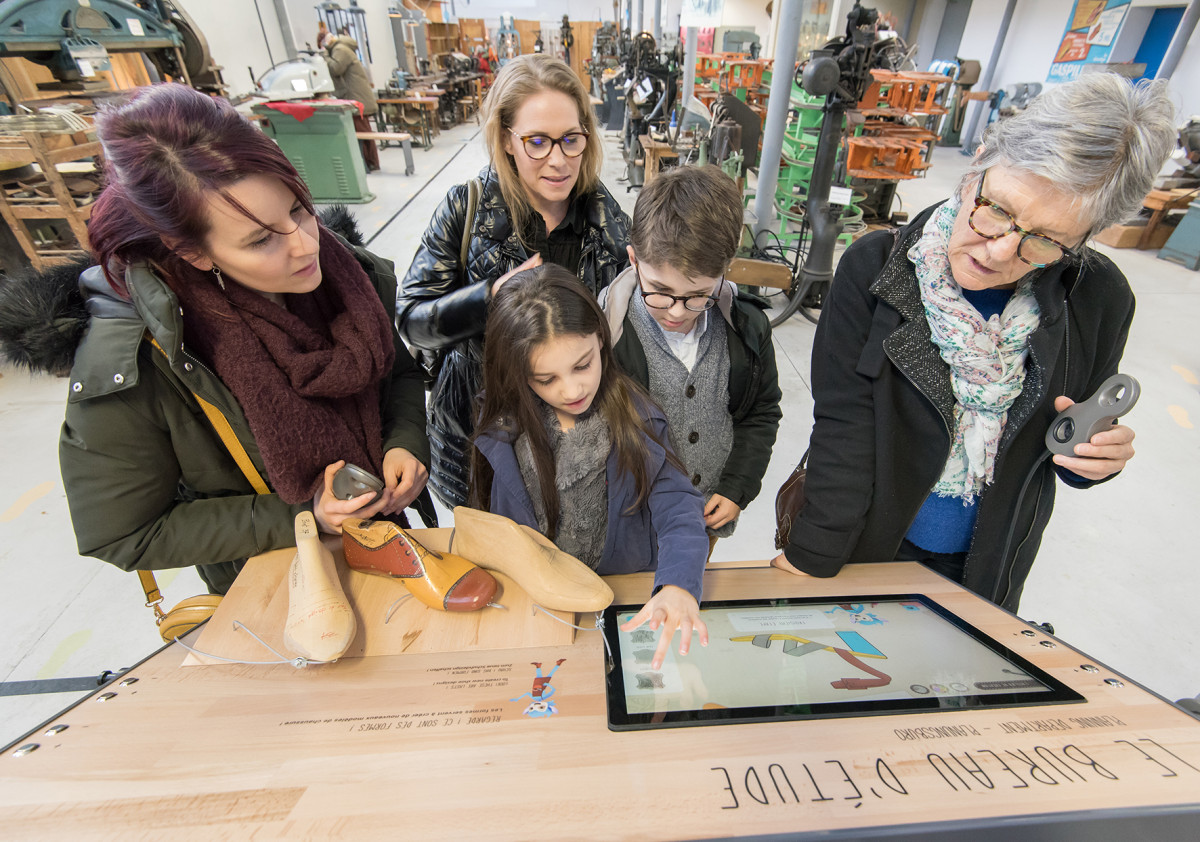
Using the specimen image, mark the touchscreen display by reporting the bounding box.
[602,595,1084,730]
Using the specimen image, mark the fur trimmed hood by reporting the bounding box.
[0,206,365,376]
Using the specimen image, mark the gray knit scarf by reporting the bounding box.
[514,403,610,569]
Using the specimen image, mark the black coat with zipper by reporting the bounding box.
[782,204,1133,612]
[396,166,631,506]
[602,267,783,511]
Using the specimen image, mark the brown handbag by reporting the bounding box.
[773,447,809,550]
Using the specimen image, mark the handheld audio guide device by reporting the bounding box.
[1045,374,1140,457]
[331,463,384,504]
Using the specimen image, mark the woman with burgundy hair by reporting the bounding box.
[0,83,429,595]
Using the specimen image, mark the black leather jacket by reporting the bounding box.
[397,166,630,505]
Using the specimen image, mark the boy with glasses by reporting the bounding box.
[600,166,782,546]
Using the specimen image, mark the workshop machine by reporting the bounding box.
[255,52,334,101]
[0,0,225,107]
[497,14,520,67]
[619,31,681,189]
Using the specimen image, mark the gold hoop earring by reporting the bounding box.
[211,265,225,291]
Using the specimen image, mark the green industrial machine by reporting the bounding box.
[772,87,862,249]
[253,102,374,204]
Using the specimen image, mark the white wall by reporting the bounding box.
[958,0,1198,143]
[183,0,290,97]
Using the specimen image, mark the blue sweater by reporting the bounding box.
[473,402,708,602]
[905,287,1011,553]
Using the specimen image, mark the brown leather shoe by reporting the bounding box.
[450,506,614,612]
[342,518,498,612]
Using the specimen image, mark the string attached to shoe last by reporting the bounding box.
[530,604,611,661]
[171,620,332,668]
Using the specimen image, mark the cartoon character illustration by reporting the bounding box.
[511,659,566,718]
[825,602,885,625]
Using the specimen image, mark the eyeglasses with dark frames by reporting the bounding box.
[635,266,719,312]
[969,169,1081,267]
[508,129,589,160]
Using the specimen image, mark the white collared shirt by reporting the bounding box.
[657,309,709,372]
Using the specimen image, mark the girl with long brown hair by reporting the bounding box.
[471,265,708,670]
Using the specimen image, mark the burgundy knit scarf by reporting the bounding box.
[169,227,395,504]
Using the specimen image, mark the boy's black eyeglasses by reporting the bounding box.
[508,129,588,160]
[969,169,1081,267]
[635,266,719,312]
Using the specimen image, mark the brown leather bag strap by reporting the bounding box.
[138,335,271,616]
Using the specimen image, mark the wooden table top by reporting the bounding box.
[377,97,441,105]
[4,549,1199,840]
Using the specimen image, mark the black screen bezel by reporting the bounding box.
[602,594,1086,731]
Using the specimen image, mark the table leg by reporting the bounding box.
[1138,209,1164,250]
[402,138,415,176]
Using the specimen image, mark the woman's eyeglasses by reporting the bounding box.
[969,169,1081,267]
[635,266,719,312]
[508,129,588,160]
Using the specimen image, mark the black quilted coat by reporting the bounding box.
[397,166,631,506]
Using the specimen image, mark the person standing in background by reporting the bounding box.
[325,26,380,173]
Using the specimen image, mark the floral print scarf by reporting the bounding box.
[909,197,1041,503]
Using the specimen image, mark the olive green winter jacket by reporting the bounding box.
[57,236,427,594]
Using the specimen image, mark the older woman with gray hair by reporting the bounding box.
[773,73,1176,612]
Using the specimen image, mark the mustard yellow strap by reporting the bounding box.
[138,335,271,627]
[136,569,167,623]
[190,391,271,494]
[147,336,269,494]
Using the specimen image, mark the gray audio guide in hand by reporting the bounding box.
[331,463,384,504]
[1045,374,1140,457]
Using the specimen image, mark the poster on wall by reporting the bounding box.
[1047,0,1131,82]
[680,0,726,28]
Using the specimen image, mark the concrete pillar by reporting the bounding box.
[682,26,698,122]
[753,0,803,237]
[271,0,298,60]
[1156,0,1198,81]
[960,0,1017,155]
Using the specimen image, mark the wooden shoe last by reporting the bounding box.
[450,507,614,612]
[342,518,498,612]
[283,512,356,662]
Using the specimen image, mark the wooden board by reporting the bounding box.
[515,20,543,57]
[457,17,488,53]
[4,562,1199,840]
[728,256,793,290]
[0,53,153,105]
[185,528,575,666]
[569,20,602,85]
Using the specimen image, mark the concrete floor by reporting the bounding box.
[2,123,1198,749]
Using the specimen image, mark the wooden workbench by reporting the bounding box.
[638,134,679,185]
[4,548,1199,840]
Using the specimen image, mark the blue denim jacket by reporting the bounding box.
[473,403,707,602]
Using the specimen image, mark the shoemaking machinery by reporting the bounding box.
[618,31,682,189]
[0,0,225,108]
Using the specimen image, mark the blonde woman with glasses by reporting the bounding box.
[399,54,630,508]
[773,74,1176,613]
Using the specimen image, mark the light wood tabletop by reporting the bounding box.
[4,539,1199,840]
